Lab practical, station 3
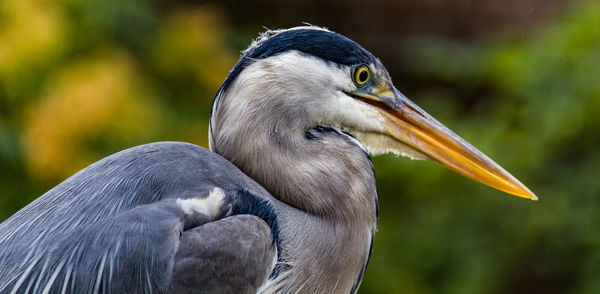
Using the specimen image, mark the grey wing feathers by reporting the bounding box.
[0,142,278,294]
[3,201,185,294]
[169,215,276,294]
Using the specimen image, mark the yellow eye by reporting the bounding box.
[353,65,370,86]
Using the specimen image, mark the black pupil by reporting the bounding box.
[358,70,368,82]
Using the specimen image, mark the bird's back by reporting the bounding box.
[0,142,279,293]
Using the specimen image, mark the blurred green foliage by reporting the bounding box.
[363,2,600,293]
[1,0,599,293]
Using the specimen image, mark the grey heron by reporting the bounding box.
[0,26,536,294]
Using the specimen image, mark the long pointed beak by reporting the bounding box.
[351,81,537,200]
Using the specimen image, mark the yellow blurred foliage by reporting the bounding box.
[152,7,236,90]
[0,0,68,101]
[5,4,238,183]
[23,52,160,181]
[148,7,237,148]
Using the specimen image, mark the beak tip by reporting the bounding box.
[514,187,538,201]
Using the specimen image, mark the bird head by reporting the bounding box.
[210,26,536,201]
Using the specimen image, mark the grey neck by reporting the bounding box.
[211,111,377,222]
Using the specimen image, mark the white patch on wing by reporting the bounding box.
[177,188,225,220]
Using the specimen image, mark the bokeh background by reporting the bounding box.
[1,0,599,292]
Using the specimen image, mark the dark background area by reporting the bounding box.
[1,0,599,292]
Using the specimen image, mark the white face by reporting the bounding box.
[211,50,429,160]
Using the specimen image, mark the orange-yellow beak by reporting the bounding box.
[350,80,537,200]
